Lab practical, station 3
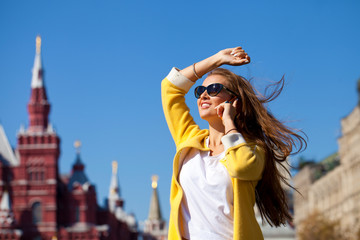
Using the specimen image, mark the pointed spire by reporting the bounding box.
[0,190,15,226]
[0,190,11,211]
[0,125,18,166]
[27,35,50,133]
[109,161,120,196]
[148,175,162,220]
[143,175,167,238]
[108,161,123,212]
[31,35,44,89]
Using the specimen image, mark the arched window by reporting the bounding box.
[32,202,42,224]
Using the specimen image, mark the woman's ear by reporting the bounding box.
[233,98,239,108]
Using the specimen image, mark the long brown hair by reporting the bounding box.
[208,68,307,227]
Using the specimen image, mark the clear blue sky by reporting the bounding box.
[1,0,359,227]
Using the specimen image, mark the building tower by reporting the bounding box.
[108,161,124,213]
[66,141,97,228]
[12,36,61,239]
[143,175,167,240]
[104,161,137,240]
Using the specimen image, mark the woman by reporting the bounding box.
[161,47,306,240]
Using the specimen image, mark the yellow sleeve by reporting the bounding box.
[221,133,265,181]
[161,68,202,147]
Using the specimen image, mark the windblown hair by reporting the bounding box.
[208,68,307,227]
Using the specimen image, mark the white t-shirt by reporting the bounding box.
[179,144,234,240]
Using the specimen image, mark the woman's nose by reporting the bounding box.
[199,91,210,99]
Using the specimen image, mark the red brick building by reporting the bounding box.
[0,36,138,240]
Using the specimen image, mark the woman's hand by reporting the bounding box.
[215,99,238,128]
[216,47,250,66]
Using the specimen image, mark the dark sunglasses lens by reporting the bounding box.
[207,84,222,96]
[195,86,206,98]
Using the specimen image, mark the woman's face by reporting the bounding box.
[197,74,233,121]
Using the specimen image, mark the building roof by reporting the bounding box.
[0,125,18,166]
[67,153,89,190]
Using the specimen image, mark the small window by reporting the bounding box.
[75,206,80,222]
[32,202,42,224]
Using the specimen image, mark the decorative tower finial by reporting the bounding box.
[36,35,41,55]
[151,175,158,189]
[74,140,81,154]
[112,161,118,175]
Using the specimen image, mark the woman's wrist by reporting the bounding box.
[212,51,225,67]
[224,122,238,134]
[223,118,236,127]
[180,52,223,82]
[225,128,238,135]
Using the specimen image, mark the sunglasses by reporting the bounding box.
[194,83,239,99]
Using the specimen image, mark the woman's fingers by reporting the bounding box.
[230,46,243,53]
[215,104,224,118]
[228,47,250,65]
[216,100,234,119]
[232,50,247,58]
[231,49,244,55]
[218,47,250,66]
[232,58,250,66]
[231,49,245,55]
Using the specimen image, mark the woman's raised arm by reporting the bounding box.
[180,47,250,82]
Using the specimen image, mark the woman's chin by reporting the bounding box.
[199,113,219,121]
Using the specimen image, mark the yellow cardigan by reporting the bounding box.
[161,68,265,240]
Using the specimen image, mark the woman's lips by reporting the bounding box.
[201,102,210,108]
